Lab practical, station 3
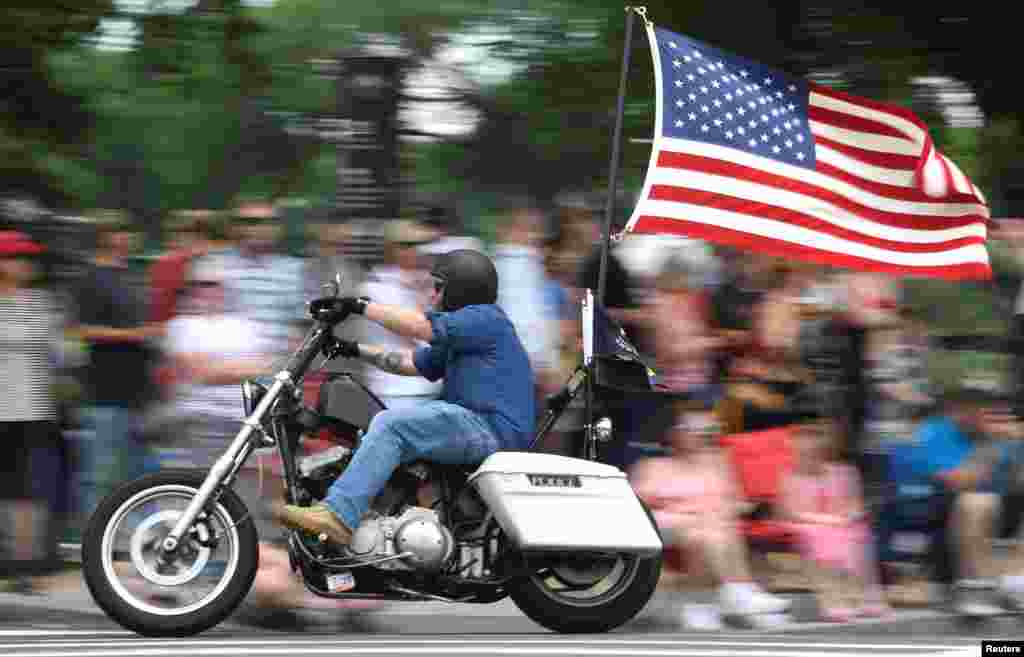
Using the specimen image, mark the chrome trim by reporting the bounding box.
[164,377,287,550]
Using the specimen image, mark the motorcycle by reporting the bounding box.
[81,280,663,637]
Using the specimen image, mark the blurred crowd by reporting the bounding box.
[3,191,1024,629]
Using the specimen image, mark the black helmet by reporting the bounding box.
[430,249,498,312]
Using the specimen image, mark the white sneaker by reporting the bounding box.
[956,598,1004,617]
[955,580,1003,617]
[747,612,792,630]
[999,575,1024,611]
[719,583,792,616]
[748,588,793,614]
[680,603,724,631]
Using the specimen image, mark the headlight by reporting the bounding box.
[241,380,268,417]
[594,417,613,442]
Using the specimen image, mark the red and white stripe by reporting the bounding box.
[625,24,991,280]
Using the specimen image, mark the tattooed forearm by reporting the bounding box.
[358,344,417,376]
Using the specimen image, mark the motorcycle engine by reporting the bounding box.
[346,506,454,572]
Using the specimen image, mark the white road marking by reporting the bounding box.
[0,631,133,637]
[0,649,979,657]
[0,638,979,650]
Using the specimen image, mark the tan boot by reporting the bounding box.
[270,503,353,546]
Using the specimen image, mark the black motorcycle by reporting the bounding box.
[81,281,663,637]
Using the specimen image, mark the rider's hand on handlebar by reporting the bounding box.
[309,296,369,322]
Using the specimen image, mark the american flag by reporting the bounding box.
[624,25,991,280]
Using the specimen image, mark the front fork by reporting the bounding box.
[160,371,293,554]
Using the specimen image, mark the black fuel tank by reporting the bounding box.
[317,373,387,432]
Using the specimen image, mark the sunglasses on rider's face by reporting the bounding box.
[431,277,446,293]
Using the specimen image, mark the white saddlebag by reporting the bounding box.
[468,452,662,556]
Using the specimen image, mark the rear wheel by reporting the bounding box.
[82,470,259,637]
[509,551,661,633]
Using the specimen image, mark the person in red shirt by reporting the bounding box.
[149,210,218,324]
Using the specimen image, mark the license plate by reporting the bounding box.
[326,571,355,592]
[527,474,581,488]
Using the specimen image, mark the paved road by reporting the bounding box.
[0,589,1006,657]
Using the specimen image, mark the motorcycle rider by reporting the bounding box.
[273,249,536,546]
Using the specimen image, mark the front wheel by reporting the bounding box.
[508,550,661,633]
[82,470,259,637]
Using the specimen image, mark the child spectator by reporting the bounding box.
[631,402,791,628]
[780,416,889,621]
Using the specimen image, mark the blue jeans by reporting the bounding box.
[323,401,501,530]
[77,406,151,524]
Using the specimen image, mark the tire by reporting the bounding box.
[82,470,259,637]
[509,550,661,633]
[508,498,662,634]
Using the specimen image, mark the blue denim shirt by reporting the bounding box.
[413,304,536,450]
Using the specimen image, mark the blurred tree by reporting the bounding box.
[0,1,114,207]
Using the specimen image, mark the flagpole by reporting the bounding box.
[597,7,637,305]
[587,6,638,463]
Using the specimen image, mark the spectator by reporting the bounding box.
[648,254,723,405]
[303,221,364,303]
[70,211,161,526]
[418,205,485,257]
[494,198,560,395]
[631,402,791,629]
[353,220,441,410]
[833,272,900,467]
[862,307,934,505]
[212,197,305,354]
[780,416,889,621]
[149,209,218,325]
[160,260,272,468]
[727,263,814,431]
[880,386,1023,615]
[0,231,65,590]
[148,210,222,405]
